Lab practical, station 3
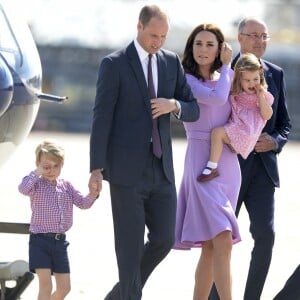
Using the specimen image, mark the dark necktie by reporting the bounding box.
[148,54,162,158]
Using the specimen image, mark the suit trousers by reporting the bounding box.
[273,265,300,300]
[104,147,177,300]
[209,153,275,300]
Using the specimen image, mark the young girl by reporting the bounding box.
[18,140,98,300]
[198,52,274,182]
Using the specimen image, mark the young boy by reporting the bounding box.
[18,140,98,300]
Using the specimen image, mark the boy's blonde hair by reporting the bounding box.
[35,140,65,164]
[231,52,267,95]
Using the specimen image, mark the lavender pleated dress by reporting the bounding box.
[174,66,242,249]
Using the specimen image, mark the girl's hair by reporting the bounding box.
[231,52,267,95]
[182,23,224,81]
[35,140,65,163]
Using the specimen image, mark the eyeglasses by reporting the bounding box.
[240,33,270,41]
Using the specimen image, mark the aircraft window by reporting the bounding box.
[0,5,21,68]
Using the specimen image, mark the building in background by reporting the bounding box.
[9,0,299,138]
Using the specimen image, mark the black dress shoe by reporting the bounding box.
[197,167,219,182]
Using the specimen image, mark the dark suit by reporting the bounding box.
[273,265,300,299]
[235,55,291,300]
[209,54,291,300]
[90,41,199,300]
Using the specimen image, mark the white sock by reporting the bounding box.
[203,161,218,175]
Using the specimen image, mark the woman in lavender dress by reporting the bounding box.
[174,24,241,300]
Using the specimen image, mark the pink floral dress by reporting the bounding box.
[224,91,274,159]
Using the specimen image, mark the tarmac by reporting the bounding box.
[0,131,299,300]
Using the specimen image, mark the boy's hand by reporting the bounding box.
[35,165,44,176]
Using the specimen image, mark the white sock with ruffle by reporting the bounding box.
[203,161,218,175]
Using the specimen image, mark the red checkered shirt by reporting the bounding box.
[18,171,96,234]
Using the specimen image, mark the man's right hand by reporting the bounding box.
[89,169,103,196]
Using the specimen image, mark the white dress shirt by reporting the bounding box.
[134,39,158,96]
[133,38,181,117]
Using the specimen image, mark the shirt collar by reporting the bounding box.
[134,38,157,63]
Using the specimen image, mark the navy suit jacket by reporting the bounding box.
[232,54,291,187]
[90,42,199,186]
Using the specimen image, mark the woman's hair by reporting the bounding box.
[231,52,267,95]
[182,23,224,81]
[35,140,65,164]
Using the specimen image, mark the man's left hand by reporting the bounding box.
[151,98,178,118]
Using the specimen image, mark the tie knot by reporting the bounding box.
[148,54,152,62]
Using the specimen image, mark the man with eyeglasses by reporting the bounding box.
[209,17,291,300]
[240,32,270,41]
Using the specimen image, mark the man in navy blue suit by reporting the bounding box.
[273,265,300,299]
[88,4,199,300]
[209,17,291,300]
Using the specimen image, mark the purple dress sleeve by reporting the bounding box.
[186,65,234,106]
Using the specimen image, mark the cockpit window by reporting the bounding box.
[0,4,22,68]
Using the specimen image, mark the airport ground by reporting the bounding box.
[0,131,299,299]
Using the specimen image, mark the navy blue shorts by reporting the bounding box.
[29,233,70,274]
